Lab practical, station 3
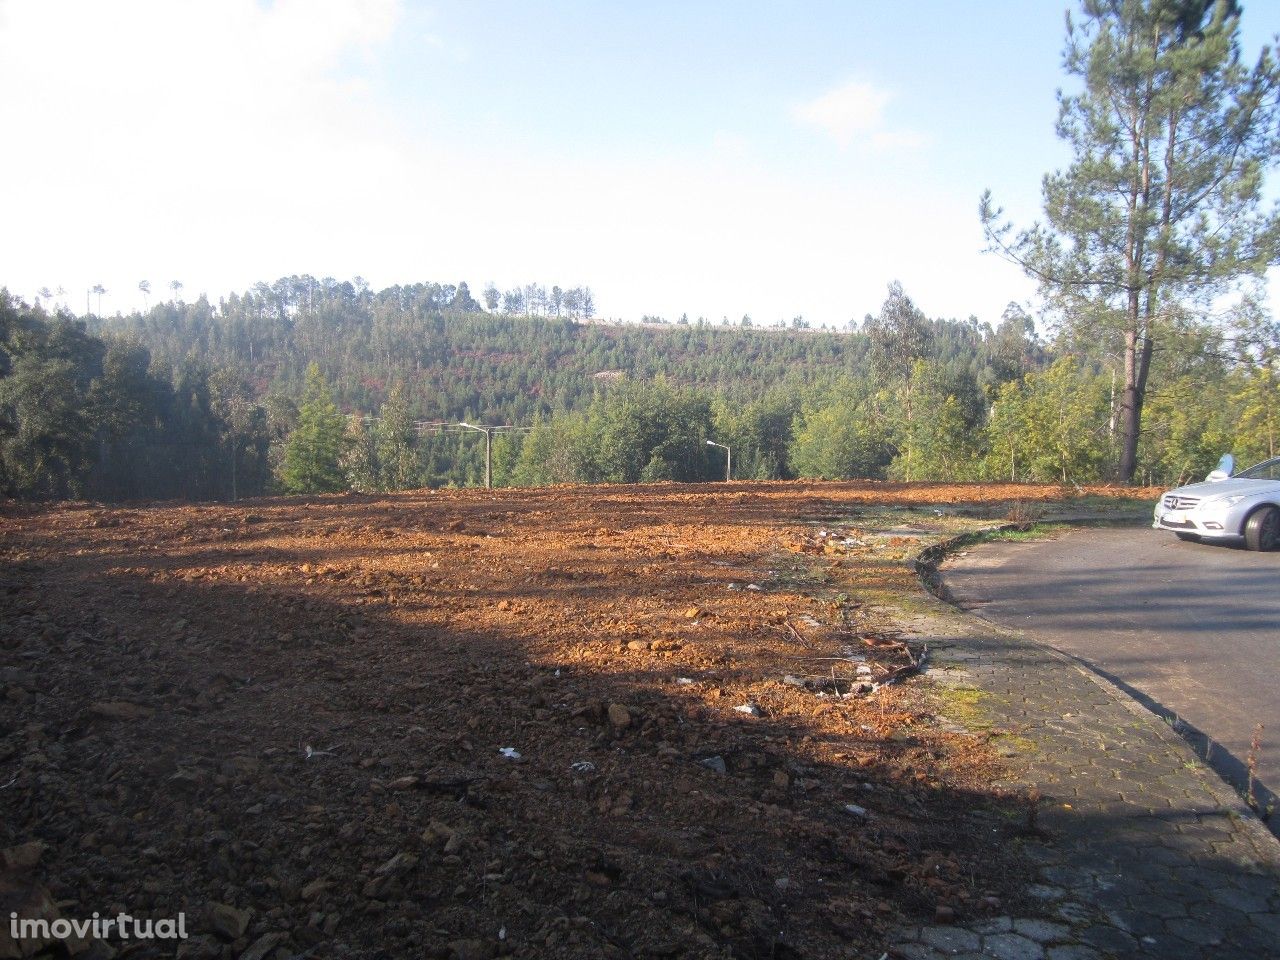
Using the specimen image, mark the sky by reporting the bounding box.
[1,0,1277,327]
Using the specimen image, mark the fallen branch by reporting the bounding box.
[876,643,928,687]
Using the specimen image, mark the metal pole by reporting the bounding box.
[459,422,495,490]
[706,440,731,482]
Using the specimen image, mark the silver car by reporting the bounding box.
[1153,454,1280,551]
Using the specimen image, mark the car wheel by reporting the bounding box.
[1175,532,1199,542]
[1243,506,1280,552]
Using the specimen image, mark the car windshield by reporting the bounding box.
[1234,457,1280,481]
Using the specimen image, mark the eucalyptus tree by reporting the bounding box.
[863,282,932,479]
[789,394,892,480]
[502,289,525,315]
[982,0,1280,481]
[209,367,260,501]
[373,383,417,490]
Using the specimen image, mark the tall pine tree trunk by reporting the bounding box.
[1118,329,1154,483]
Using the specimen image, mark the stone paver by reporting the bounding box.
[885,547,1280,959]
[920,925,982,953]
[984,932,1045,960]
[1046,948,1102,960]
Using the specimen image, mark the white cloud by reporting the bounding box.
[792,79,923,151]
[793,81,888,145]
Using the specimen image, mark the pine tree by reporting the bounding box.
[982,0,1280,482]
[279,364,347,493]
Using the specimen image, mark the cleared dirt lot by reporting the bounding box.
[0,481,1147,959]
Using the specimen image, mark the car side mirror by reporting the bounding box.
[1205,453,1235,482]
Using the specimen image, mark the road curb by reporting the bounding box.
[915,528,1280,853]
[882,526,1280,956]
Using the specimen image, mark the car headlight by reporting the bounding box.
[1213,495,1247,507]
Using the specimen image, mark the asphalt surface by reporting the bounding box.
[943,525,1280,815]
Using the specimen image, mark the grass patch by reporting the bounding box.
[970,522,1069,544]
[937,685,997,732]
[991,733,1039,755]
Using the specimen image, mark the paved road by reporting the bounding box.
[943,526,1280,813]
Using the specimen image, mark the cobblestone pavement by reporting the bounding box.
[882,586,1280,960]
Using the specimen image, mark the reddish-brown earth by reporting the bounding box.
[0,481,1150,959]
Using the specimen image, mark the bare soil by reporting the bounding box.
[0,480,1151,959]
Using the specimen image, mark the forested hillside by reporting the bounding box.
[88,277,1030,424]
[1,275,1274,502]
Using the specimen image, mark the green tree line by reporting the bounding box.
[3,277,1274,502]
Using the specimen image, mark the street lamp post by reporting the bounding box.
[706,440,731,482]
[458,422,492,489]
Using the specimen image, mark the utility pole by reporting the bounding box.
[458,422,492,488]
[457,422,534,489]
[706,440,731,482]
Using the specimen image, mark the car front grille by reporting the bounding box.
[1162,495,1200,510]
